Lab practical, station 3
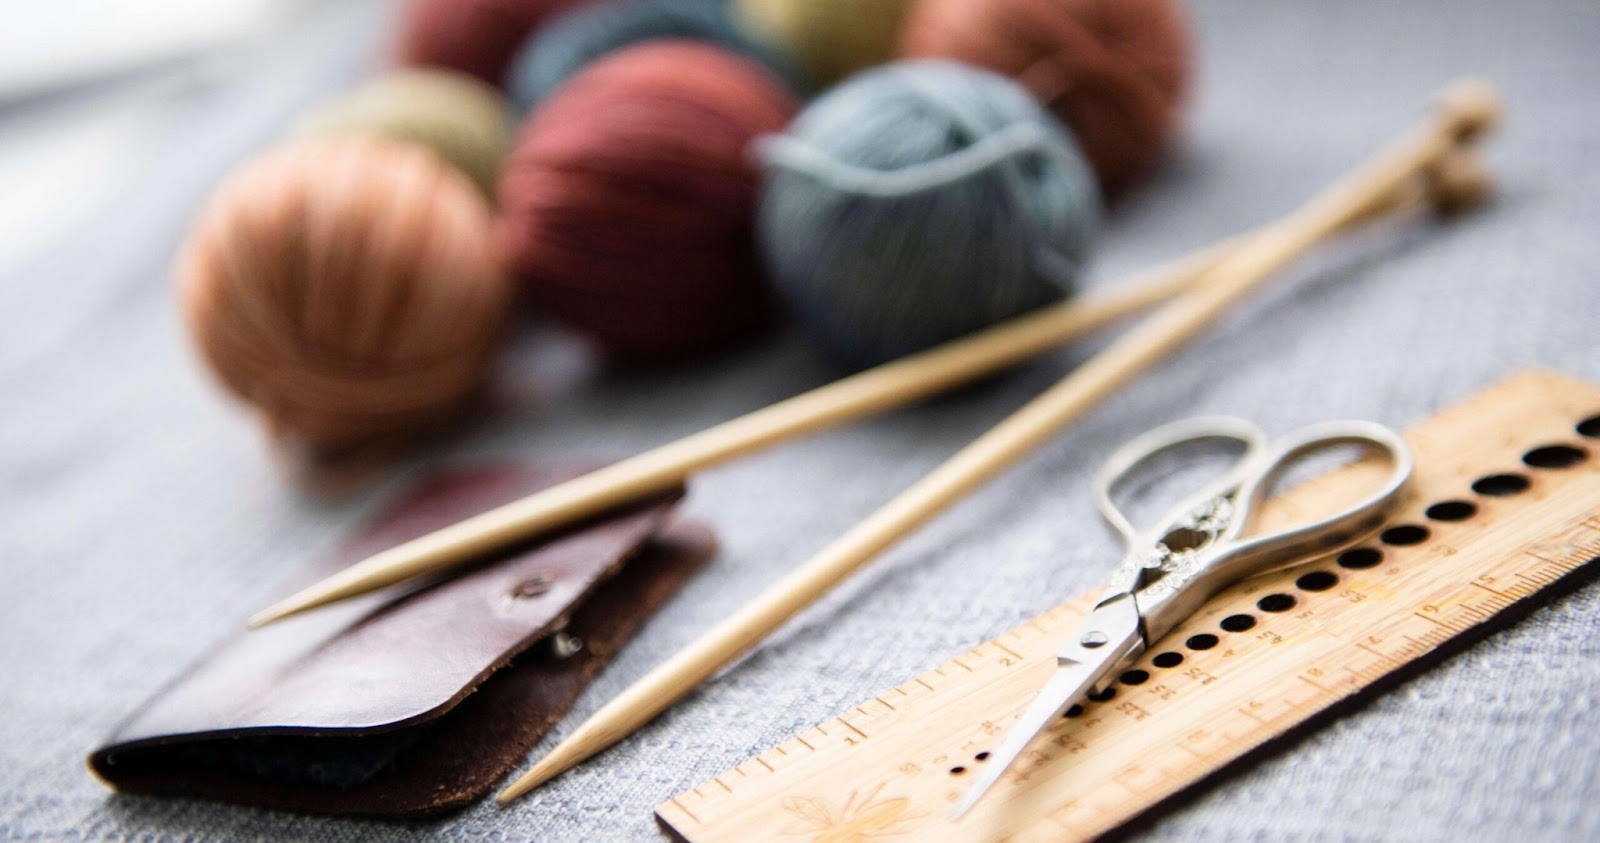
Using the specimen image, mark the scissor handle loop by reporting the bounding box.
[1135,420,1413,640]
[1225,419,1413,574]
[1092,415,1269,550]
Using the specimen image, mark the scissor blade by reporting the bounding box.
[952,596,1142,819]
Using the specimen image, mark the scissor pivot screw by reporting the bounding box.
[1080,631,1109,648]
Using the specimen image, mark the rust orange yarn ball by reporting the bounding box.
[179,138,512,452]
[900,0,1192,193]
[497,41,798,364]
[395,0,591,85]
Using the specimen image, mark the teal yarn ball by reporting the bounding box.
[506,0,807,115]
[756,60,1100,365]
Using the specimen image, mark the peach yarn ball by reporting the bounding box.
[179,138,512,451]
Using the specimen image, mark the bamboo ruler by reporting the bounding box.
[656,369,1600,842]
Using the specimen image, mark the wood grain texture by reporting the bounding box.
[658,369,1600,843]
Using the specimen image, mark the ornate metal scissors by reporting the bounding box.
[953,416,1413,817]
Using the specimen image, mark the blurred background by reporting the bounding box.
[1,1,324,276]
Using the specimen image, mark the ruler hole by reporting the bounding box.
[1295,571,1339,592]
[1337,547,1383,569]
[1523,444,1587,469]
[1257,593,1297,613]
[1062,704,1084,719]
[975,751,990,761]
[949,766,967,775]
[1472,473,1530,496]
[1577,415,1600,438]
[1151,652,1184,668]
[1120,669,1150,685]
[1220,613,1257,632]
[1186,633,1220,650]
[1380,524,1430,546]
[1088,686,1118,702]
[1425,500,1478,521]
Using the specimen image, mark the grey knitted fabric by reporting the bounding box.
[3,0,1598,840]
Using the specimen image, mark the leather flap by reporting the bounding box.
[88,464,711,815]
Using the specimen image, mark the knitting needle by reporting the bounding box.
[495,78,1501,802]
[246,148,1464,631]
[248,239,1207,626]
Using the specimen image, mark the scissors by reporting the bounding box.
[953,416,1413,817]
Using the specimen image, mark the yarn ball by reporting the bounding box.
[899,0,1192,193]
[506,0,807,115]
[394,0,590,85]
[293,69,511,198]
[755,60,1099,366]
[733,0,913,85]
[498,41,798,364]
[180,138,512,452]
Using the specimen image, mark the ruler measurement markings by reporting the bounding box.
[1411,610,1451,628]
[668,797,700,825]
[1515,568,1554,586]
[993,641,1024,660]
[1469,579,1511,599]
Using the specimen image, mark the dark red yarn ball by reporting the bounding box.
[395,0,590,85]
[497,41,798,364]
[900,0,1192,194]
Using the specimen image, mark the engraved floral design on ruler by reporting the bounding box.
[780,782,924,842]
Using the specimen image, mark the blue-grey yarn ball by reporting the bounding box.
[756,60,1100,366]
[505,0,809,115]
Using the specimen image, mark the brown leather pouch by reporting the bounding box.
[87,464,715,817]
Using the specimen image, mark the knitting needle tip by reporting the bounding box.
[246,603,292,629]
[246,554,422,628]
[496,755,567,805]
[246,589,334,628]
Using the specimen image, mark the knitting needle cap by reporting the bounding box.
[1425,148,1495,216]
[1435,78,1502,141]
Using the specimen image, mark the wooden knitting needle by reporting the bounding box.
[249,245,1202,627]
[495,79,1501,803]
[246,144,1470,631]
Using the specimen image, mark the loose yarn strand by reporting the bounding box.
[754,121,1058,198]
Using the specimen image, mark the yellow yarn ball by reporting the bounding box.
[293,69,510,198]
[734,0,912,85]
